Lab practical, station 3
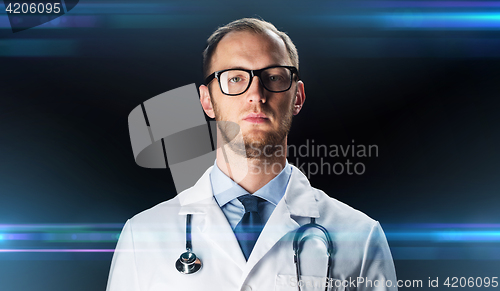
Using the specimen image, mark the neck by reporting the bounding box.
[215,135,287,194]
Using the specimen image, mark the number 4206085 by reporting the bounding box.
[5,3,61,14]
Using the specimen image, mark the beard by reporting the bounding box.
[211,99,294,160]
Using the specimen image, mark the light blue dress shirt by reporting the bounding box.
[210,160,292,229]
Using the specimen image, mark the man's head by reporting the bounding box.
[202,18,299,79]
[199,18,306,159]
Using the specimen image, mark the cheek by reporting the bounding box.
[213,98,242,119]
[275,98,294,114]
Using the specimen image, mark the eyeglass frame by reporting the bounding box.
[204,65,300,96]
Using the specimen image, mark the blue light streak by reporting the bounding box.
[0,223,499,242]
[2,3,500,30]
[0,223,498,260]
[345,1,500,8]
[383,223,500,242]
[307,12,500,30]
[380,12,500,29]
[0,224,122,242]
[385,230,500,242]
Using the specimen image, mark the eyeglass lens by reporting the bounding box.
[219,67,292,95]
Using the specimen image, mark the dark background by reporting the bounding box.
[1,0,499,290]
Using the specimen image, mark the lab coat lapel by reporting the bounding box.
[241,166,320,280]
[178,167,247,271]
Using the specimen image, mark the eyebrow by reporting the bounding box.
[219,64,286,71]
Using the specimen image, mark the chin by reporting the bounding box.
[243,130,270,143]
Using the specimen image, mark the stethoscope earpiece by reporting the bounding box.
[175,251,202,274]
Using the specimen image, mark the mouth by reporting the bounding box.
[242,112,269,124]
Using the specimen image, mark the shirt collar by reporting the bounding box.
[210,160,292,207]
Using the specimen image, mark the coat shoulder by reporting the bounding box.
[127,195,182,226]
[127,166,213,225]
[312,187,379,232]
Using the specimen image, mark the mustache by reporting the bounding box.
[241,106,274,118]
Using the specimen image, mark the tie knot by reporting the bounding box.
[237,194,261,213]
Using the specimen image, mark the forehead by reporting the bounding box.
[210,30,291,72]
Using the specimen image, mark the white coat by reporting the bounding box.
[106,165,397,291]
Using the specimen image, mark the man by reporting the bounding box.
[107,18,397,291]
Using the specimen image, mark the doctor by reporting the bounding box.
[107,18,397,291]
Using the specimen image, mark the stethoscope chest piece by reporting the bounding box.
[176,214,202,274]
[176,251,202,274]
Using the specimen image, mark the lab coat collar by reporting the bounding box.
[177,166,248,270]
[177,165,319,217]
[241,165,320,280]
[176,164,321,280]
[281,165,320,218]
[177,166,214,213]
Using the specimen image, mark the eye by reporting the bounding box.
[229,76,243,83]
[268,75,284,82]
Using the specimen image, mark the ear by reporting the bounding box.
[199,84,215,119]
[292,81,306,115]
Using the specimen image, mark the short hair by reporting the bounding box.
[202,18,299,79]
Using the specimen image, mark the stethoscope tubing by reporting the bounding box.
[293,217,334,291]
[177,215,334,291]
[176,214,202,274]
[186,213,193,251]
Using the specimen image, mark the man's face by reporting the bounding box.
[200,30,305,158]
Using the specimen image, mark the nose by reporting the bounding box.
[246,76,266,104]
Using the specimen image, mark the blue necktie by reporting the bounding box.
[234,194,264,260]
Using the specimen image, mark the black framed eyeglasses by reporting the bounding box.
[205,65,299,96]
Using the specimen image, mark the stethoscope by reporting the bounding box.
[176,214,334,291]
[175,214,202,274]
[293,217,334,291]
